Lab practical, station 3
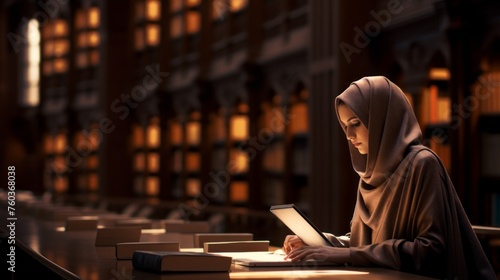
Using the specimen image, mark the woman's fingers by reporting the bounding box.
[283,235,305,254]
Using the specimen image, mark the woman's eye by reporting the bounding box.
[351,122,361,127]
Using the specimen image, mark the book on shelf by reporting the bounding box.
[132,251,232,272]
[115,242,180,260]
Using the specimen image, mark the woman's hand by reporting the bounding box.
[283,235,306,254]
[286,246,351,264]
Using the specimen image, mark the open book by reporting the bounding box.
[132,251,232,272]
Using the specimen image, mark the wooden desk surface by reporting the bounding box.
[2,211,435,280]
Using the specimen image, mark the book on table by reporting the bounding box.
[132,251,232,272]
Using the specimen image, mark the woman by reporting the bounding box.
[283,76,496,279]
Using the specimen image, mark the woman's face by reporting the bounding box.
[338,104,369,155]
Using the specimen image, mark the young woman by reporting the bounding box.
[283,76,496,279]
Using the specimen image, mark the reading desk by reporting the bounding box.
[1,212,436,280]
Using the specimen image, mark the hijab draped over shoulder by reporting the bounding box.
[334,76,495,279]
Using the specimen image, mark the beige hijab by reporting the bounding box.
[335,76,422,187]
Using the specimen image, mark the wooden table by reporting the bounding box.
[1,211,436,279]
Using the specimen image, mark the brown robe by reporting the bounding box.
[335,76,496,279]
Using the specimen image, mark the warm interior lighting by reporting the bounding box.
[88,173,99,191]
[24,87,39,107]
[289,103,308,134]
[237,103,249,113]
[230,115,248,141]
[230,149,248,174]
[87,155,98,169]
[89,50,99,65]
[44,135,54,154]
[186,121,200,146]
[147,153,160,172]
[87,31,100,47]
[263,105,284,134]
[54,176,68,193]
[185,152,200,172]
[170,0,182,12]
[186,178,201,196]
[147,120,160,148]
[186,11,200,34]
[88,126,100,150]
[186,0,201,7]
[77,33,87,48]
[146,0,161,21]
[22,19,40,107]
[53,58,68,73]
[404,93,414,107]
[55,133,66,153]
[474,71,500,114]
[170,121,183,145]
[429,68,450,80]
[146,24,160,46]
[44,41,53,56]
[230,0,247,12]
[146,176,160,196]
[53,20,68,36]
[133,125,144,148]
[230,181,248,203]
[88,7,100,28]
[170,15,183,38]
[53,40,69,57]
[25,60,40,81]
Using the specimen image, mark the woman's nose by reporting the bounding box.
[346,127,354,140]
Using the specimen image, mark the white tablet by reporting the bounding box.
[270,204,344,247]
